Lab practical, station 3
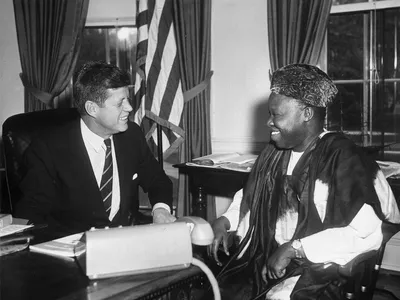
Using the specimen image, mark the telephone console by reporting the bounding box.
[80,216,214,280]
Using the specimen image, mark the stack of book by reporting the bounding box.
[0,214,33,256]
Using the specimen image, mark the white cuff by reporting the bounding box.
[152,203,172,214]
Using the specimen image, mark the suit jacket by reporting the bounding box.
[15,109,173,236]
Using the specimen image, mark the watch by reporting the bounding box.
[291,239,302,258]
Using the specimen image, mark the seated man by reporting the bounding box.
[15,61,175,237]
[210,64,400,300]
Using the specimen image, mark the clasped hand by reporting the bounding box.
[152,208,176,224]
[262,242,294,282]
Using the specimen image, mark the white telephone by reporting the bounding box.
[175,216,214,246]
[81,216,220,299]
[81,216,213,279]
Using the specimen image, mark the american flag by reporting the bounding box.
[133,0,184,159]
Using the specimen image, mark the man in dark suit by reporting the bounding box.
[15,61,175,237]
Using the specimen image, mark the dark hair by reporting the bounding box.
[73,61,131,115]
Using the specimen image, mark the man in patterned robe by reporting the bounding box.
[210,64,400,300]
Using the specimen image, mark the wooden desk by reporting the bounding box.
[0,249,203,300]
[174,164,249,220]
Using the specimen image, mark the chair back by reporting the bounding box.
[1,108,79,213]
[341,177,400,299]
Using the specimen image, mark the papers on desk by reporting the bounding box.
[187,153,258,172]
[30,233,85,258]
[0,214,33,237]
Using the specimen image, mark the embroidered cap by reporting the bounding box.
[270,64,338,108]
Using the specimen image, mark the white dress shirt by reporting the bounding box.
[81,119,120,221]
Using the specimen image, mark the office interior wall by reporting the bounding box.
[211,0,271,155]
[211,0,271,217]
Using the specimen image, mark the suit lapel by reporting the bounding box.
[62,119,106,215]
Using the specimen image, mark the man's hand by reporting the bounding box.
[207,216,231,266]
[152,208,176,224]
[263,242,295,281]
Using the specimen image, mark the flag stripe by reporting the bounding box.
[146,0,173,111]
[159,54,179,120]
[151,27,176,117]
[136,6,148,28]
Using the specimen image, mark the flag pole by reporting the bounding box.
[156,123,163,165]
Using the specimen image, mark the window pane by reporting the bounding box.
[328,84,364,143]
[117,28,137,78]
[77,27,136,80]
[108,28,118,67]
[372,82,400,145]
[328,12,367,80]
[379,8,400,79]
[78,28,108,66]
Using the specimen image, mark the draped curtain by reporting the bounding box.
[173,0,214,220]
[13,0,89,112]
[267,0,333,71]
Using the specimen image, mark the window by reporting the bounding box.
[77,27,137,80]
[326,0,400,160]
[55,26,137,109]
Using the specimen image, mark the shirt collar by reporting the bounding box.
[80,119,112,153]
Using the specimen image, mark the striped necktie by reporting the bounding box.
[100,138,113,216]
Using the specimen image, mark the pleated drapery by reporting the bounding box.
[173,0,214,220]
[13,0,89,112]
[267,0,333,71]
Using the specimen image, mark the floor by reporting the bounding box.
[190,268,400,300]
[373,269,400,300]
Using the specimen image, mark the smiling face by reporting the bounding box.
[90,87,133,138]
[267,93,309,151]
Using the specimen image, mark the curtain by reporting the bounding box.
[267,0,333,71]
[173,0,214,220]
[13,0,89,112]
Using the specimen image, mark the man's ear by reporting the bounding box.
[84,101,99,118]
[303,106,314,122]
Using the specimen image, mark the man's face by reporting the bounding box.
[93,87,133,138]
[267,93,308,151]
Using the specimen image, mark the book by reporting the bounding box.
[0,214,33,237]
[0,234,32,257]
[187,153,258,172]
[29,233,85,258]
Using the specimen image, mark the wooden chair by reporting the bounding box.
[339,221,400,300]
